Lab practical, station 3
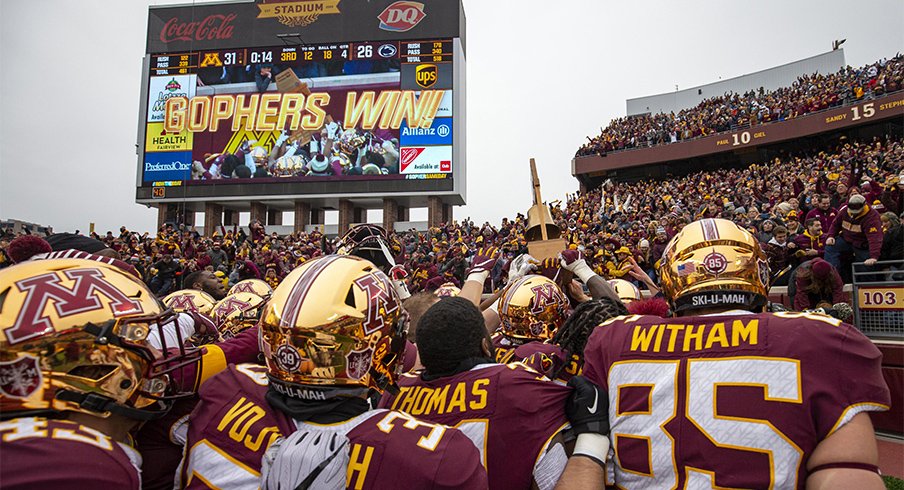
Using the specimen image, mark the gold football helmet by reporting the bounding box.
[608,279,641,303]
[659,218,770,312]
[212,292,266,339]
[0,258,196,421]
[498,275,569,341]
[260,255,407,399]
[229,278,273,299]
[433,282,461,298]
[163,289,216,316]
[336,224,401,271]
[250,146,269,165]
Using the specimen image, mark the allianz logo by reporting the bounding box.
[402,123,451,137]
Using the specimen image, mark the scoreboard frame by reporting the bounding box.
[136,0,466,208]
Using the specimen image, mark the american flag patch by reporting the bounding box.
[677,262,696,276]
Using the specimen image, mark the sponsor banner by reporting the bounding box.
[147,0,461,54]
[401,62,452,90]
[147,75,196,123]
[430,89,452,118]
[143,151,192,183]
[400,117,452,146]
[399,145,451,174]
[146,123,193,152]
[378,1,427,32]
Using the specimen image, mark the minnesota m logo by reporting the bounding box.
[7,269,142,344]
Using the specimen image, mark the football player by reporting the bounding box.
[178,255,486,489]
[581,218,891,488]
[0,258,196,489]
[182,270,228,300]
[380,296,572,490]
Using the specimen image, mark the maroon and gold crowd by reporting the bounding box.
[576,55,904,156]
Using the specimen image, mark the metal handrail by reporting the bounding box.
[852,259,904,285]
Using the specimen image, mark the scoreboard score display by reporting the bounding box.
[137,0,465,204]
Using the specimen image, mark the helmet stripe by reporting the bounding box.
[281,255,342,327]
[701,218,720,241]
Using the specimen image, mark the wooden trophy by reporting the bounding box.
[525,158,566,260]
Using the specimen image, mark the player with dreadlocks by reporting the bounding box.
[518,298,629,382]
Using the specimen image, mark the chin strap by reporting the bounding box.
[55,390,169,422]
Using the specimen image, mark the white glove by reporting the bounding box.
[507,253,538,285]
[559,250,596,284]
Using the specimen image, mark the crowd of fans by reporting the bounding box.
[576,55,904,156]
[2,137,901,310]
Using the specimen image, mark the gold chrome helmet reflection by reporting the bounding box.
[498,275,569,341]
[212,292,266,339]
[250,146,269,165]
[260,255,407,400]
[433,282,461,298]
[608,279,641,304]
[229,279,273,299]
[163,289,216,316]
[659,218,770,312]
[0,258,196,421]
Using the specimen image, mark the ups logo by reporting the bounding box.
[415,64,437,89]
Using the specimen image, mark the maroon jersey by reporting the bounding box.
[262,409,486,489]
[582,312,891,489]
[179,363,296,489]
[379,362,571,490]
[491,332,519,363]
[0,417,142,489]
[515,342,580,382]
[135,397,197,490]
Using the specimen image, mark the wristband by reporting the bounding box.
[572,433,609,468]
[466,270,490,286]
[568,260,597,284]
[392,279,411,300]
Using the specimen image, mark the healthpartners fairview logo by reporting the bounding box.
[257,0,341,27]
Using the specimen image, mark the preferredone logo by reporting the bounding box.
[145,161,192,172]
[415,64,437,89]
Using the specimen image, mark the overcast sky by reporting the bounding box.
[1,0,902,233]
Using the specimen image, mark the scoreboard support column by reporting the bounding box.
[311,208,325,225]
[294,202,311,232]
[427,196,443,227]
[204,203,223,237]
[339,200,354,233]
[267,209,282,226]
[383,199,399,231]
[224,209,239,226]
[250,202,266,226]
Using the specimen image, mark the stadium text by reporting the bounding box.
[163,90,444,133]
[629,319,758,353]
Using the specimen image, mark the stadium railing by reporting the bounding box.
[852,259,904,340]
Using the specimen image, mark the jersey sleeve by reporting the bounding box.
[0,419,141,490]
[581,324,612,389]
[809,321,890,438]
[432,430,489,489]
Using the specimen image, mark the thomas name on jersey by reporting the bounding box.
[388,378,489,416]
[625,317,758,353]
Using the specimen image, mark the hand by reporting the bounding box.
[807,249,819,256]
[566,376,609,436]
[566,280,592,302]
[864,258,878,266]
[787,242,796,249]
[825,237,835,246]
[467,247,499,276]
[508,253,539,284]
[559,249,585,271]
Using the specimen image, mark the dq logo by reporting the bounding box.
[200,52,223,67]
[415,64,437,89]
[378,1,426,32]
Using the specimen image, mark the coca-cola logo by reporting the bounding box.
[160,13,237,43]
[378,1,426,32]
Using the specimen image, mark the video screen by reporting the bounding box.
[141,39,454,186]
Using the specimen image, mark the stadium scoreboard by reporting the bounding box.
[136,0,466,207]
